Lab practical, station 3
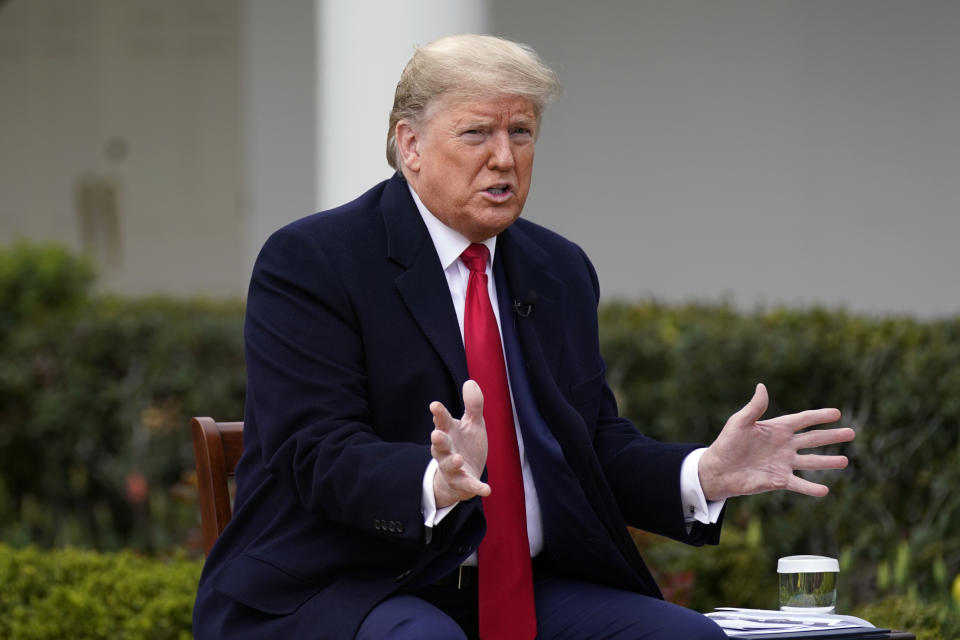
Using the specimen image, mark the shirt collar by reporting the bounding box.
[408,184,497,271]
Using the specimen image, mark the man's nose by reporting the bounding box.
[487,131,515,170]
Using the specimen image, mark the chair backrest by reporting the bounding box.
[191,417,244,556]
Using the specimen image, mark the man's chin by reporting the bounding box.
[465,210,523,241]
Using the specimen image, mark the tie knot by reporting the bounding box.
[460,243,489,274]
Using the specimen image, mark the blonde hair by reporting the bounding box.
[386,34,561,169]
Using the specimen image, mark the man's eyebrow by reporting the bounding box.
[451,115,492,130]
[452,113,537,131]
[510,113,538,128]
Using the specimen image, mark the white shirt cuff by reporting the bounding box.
[680,448,725,525]
[422,457,457,527]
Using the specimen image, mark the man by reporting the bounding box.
[193,34,854,639]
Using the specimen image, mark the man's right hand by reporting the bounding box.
[430,380,491,508]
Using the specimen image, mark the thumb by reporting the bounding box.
[731,382,768,427]
[462,379,485,422]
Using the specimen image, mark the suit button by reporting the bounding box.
[396,522,405,534]
[374,519,382,531]
[387,521,396,533]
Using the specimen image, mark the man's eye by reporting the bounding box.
[510,127,533,137]
[462,130,485,141]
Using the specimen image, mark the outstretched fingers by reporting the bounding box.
[767,407,843,432]
[430,428,456,465]
[428,381,491,506]
[793,427,856,450]
[785,474,831,497]
[430,400,454,432]
[793,453,849,471]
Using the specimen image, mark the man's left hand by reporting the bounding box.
[697,383,855,502]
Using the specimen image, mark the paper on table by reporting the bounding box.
[706,608,875,637]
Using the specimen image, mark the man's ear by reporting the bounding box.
[395,121,421,172]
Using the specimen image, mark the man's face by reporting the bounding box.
[398,94,538,242]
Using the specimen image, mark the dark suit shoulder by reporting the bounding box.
[507,217,600,299]
[510,216,585,257]
[253,176,410,281]
[279,178,392,242]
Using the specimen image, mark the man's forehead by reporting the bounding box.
[428,93,538,123]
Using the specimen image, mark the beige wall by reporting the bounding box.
[0,0,244,296]
[492,0,960,317]
[4,1,959,316]
[241,0,317,287]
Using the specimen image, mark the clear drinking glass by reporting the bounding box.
[777,555,839,613]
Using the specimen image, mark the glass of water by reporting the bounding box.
[778,555,839,613]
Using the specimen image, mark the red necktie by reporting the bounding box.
[460,243,536,640]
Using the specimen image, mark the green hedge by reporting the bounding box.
[854,596,960,640]
[0,544,951,640]
[0,543,200,640]
[0,243,246,552]
[0,243,96,336]
[2,243,959,623]
[601,301,960,612]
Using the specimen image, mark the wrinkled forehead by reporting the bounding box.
[422,90,541,125]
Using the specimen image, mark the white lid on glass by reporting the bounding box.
[777,555,839,573]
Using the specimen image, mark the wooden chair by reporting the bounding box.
[191,417,244,556]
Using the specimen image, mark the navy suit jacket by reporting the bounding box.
[193,173,722,639]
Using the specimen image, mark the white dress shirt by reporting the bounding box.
[410,185,723,561]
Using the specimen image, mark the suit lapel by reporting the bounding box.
[496,223,566,375]
[381,175,469,392]
[496,224,663,597]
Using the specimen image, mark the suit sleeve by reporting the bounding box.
[571,246,723,545]
[243,225,433,543]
